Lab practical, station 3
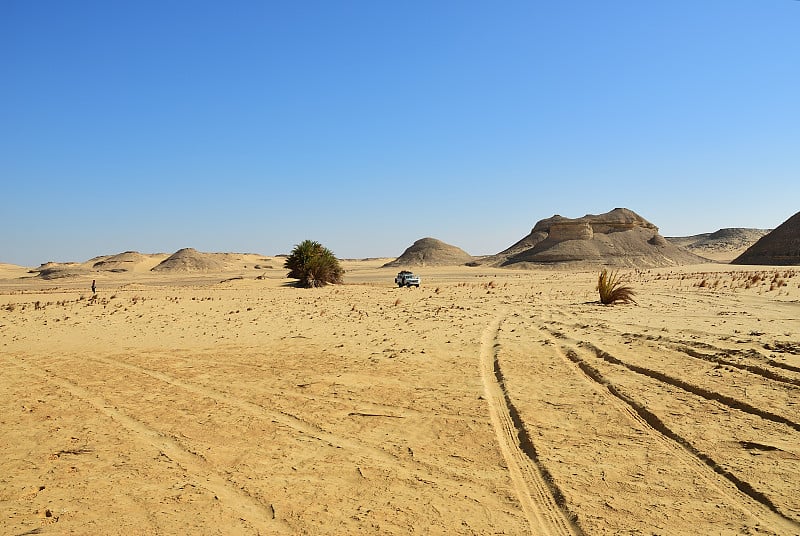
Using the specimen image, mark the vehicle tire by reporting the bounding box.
[398,282,403,288]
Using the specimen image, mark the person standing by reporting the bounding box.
[91,280,96,294]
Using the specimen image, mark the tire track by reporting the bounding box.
[87,353,402,463]
[674,345,800,388]
[583,342,800,432]
[542,325,800,432]
[480,315,581,536]
[8,359,291,533]
[539,331,800,534]
[66,351,520,513]
[137,351,485,424]
[553,319,800,383]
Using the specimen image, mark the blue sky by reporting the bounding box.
[2,1,798,266]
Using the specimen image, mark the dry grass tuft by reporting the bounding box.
[597,269,636,305]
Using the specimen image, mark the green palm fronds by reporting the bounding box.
[284,240,344,288]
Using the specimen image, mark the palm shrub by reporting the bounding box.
[284,240,344,288]
[597,268,636,304]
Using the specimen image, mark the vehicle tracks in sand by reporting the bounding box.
[547,317,800,387]
[39,350,519,515]
[7,358,291,534]
[85,353,403,464]
[480,314,582,536]
[582,340,800,432]
[542,324,800,435]
[534,325,800,534]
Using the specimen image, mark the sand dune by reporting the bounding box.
[151,248,227,272]
[9,251,279,290]
[0,263,30,281]
[28,254,168,280]
[92,251,154,272]
[1,260,798,534]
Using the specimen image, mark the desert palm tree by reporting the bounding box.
[284,240,344,288]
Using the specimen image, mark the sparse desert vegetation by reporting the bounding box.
[597,268,636,304]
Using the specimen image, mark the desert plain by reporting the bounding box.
[1,256,798,535]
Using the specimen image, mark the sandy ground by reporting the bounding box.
[1,260,798,535]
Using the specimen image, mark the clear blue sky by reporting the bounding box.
[2,1,798,266]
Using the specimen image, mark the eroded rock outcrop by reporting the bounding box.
[484,208,707,268]
[732,211,800,266]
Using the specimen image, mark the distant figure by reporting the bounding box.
[91,280,96,294]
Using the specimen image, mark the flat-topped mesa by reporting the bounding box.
[532,208,659,237]
[484,208,706,269]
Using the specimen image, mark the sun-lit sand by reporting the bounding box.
[1,257,798,535]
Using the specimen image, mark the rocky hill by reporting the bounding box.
[383,237,474,267]
[666,228,770,263]
[482,208,708,268]
[732,211,800,265]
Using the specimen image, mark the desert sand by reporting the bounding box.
[1,258,799,535]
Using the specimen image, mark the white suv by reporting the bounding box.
[395,270,421,287]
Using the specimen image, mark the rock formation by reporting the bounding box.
[732,211,800,265]
[383,237,473,267]
[485,208,707,268]
[667,228,771,263]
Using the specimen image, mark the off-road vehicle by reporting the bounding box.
[395,270,421,287]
